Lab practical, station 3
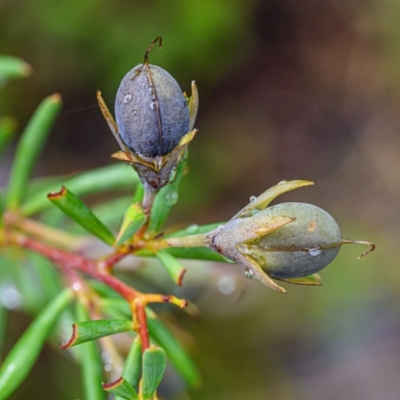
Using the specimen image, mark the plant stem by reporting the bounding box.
[142,187,156,213]
[164,233,209,248]
[13,234,138,302]
[134,300,149,351]
[4,211,83,249]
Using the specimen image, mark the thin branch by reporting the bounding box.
[13,234,138,302]
[134,299,150,351]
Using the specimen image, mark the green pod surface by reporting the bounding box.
[115,64,189,158]
[251,202,341,279]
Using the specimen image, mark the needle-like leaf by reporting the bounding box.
[48,186,115,245]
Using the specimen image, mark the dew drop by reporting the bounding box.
[249,195,257,203]
[218,276,236,295]
[165,192,178,206]
[308,247,321,256]
[169,167,177,182]
[148,87,154,95]
[245,268,255,279]
[72,282,81,291]
[150,101,157,110]
[186,224,199,234]
[0,282,22,310]
[123,93,132,104]
[102,351,111,363]
[278,180,288,185]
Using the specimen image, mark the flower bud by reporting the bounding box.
[207,180,375,293]
[97,37,198,195]
[115,64,189,158]
[239,202,341,278]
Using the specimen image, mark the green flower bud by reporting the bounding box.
[205,180,375,293]
[236,202,341,279]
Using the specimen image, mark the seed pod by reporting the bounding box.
[97,37,198,200]
[209,202,341,281]
[115,64,190,158]
[206,180,375,293]
[241,202,342,279]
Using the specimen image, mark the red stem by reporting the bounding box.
[16,235,137,302]
[100,250,131,270]
[135,300,150,351]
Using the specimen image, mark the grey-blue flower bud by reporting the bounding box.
[115,64,190,158]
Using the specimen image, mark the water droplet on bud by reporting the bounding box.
[150,100,157,110]
[169,166,177,181]
[123,93,132,104]
[249,196,257,203]
[186,224,199,234]
[245,267,255,279]
[165,191,178,206]
[308,247,321,256]
[278,180,288,185]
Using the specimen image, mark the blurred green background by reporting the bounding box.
[1,0,400,399]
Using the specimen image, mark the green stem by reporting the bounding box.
[164,233,209,248]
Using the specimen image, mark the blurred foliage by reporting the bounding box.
[1,0,400,399]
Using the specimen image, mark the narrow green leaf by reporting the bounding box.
[147,309,201,388]
[103,377,138,400]
[276,274,322,286]
[0,55,32,81]
[7,94,62,209]
[166,222,224,238]
[29,253,62,300]
[99,299,201,387]
[137,247,227,262]
[10,260,44,314]
[21,163,139,216]
[120,336,142,391]
[48,186,115,245]
[0,117,16,157]
[61,319,133,349]
[75,302,106,400]
[141,346,167,400]
[115,204,146,246]
[132,181,144,204]
[90,196,134,229]
[148,157,187,234]
[235,180,314,218]
[156,250,186,286]
[0,289,73,400]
